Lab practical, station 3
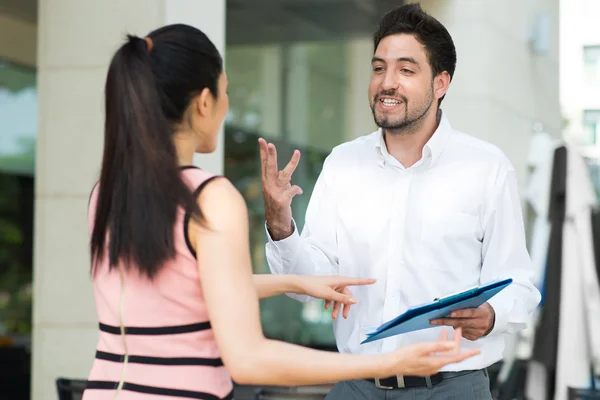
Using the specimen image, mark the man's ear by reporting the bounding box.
[434,71,451,101]
[193,88,213,117]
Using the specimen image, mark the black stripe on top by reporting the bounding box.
[99,321,211,335]
[95,350,223,367]
[86,380,234,400]
[183,175,223,258]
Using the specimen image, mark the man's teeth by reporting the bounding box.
[381,98,401,106]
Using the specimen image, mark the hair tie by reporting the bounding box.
[144,37,153,53]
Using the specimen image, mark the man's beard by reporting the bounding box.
[370,88,434,134]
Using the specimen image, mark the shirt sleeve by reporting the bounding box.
[481,164,542,336]
[264,154,340,302]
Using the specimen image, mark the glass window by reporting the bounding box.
[224,0,384,348]
[0,59,36,334]
[0,60,37,176]
[583,45,600,84]
[583,109,600,145]
[0,59,36,400]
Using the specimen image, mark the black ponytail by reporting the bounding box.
[91,25,223,279]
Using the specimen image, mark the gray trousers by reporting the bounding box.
[325,370,492,400]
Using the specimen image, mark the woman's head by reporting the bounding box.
[144,24,228,153]
[138,24,227,153]
[92,24,225,279]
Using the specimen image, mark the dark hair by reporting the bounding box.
[373,3,456,104]
[91,24,223,279]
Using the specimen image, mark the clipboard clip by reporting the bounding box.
[433,285,478,302]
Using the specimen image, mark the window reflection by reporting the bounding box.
[0,60,36,339]
[0,60,36,177]
[224,39,356,347]
[0,59,35,400]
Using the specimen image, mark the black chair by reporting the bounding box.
[495,359,532,400]
[56,378,87,400]
[569,387,600,400]
[0,346,30,400]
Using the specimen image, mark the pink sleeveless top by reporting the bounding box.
[83,167,233,400]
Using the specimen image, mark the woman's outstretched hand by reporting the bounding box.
[385,328,480,377]
[292,275,376,320]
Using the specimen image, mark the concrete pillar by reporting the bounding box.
[259,46,283,138]
[32,1,225,398]
[345,38,377,140]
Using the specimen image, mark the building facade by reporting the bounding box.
[560,0,600,149]
[0,0,560,398]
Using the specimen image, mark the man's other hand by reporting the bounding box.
[430,302,495,341]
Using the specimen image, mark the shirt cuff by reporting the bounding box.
[486,295,511,336]
[264,219,302,262]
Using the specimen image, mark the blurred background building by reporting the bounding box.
[0,0,578,398]
[560,0,600,191]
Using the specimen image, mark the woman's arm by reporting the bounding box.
[253,274,300,299]
[191,178,477,386]
[253,273,376,303]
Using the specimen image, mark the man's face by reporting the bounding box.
[369,34,437,133]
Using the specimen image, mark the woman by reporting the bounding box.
[83,24,477,399]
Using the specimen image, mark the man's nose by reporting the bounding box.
[382,70,399,91]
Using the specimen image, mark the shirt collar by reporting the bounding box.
[375,110,452,168]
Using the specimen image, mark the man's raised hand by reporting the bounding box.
[258,138,303,241]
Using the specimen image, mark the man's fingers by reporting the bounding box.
[431,318,479,329]
[461,329,481,341]
[449,308,479,318]
[258,138,269,179]
[463,333,479,341]
[324,300,331,310]
[258,138,268,161]
[280,150,301,181]
[283,185,303,199]
[266,142,279,177]
[431,318,461,327]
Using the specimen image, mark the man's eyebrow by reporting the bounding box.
[371,56,419,65]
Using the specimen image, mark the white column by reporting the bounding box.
[163,0,226,175]
[345,38,377,140]
[32,1,226,398]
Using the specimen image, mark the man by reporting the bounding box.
[258,3,541,399]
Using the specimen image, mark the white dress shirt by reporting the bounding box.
[265,112,541,372]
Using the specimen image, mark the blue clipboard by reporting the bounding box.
[361,278,513,344]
